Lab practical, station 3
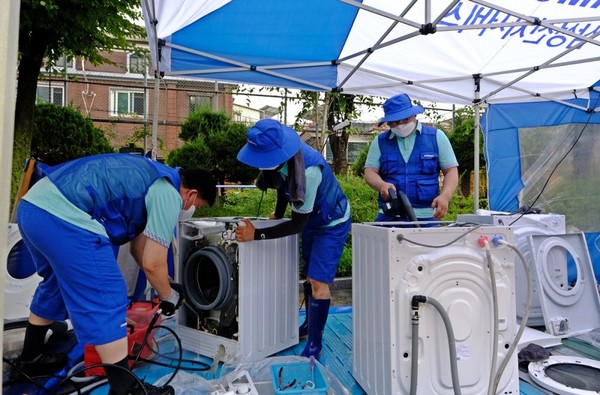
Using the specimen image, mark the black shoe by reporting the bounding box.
[9,352,67,381]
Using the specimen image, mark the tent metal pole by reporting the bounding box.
[0,0,21,360]
[151,74,160,161]
[473,75,481,212]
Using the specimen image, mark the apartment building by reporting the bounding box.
[35,50,235,157]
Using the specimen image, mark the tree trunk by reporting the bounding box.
[11,29,48,210]
[329,132,349,175]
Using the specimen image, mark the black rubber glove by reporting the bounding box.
[159,282,185,316]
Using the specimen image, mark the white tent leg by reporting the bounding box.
[151,74,160,160]
[473,75,481,212]
[0,0,22,381]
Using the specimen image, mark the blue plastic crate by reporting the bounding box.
[271,361,329,395]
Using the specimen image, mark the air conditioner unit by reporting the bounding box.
[352,224,519,395]
[174,218,299,363]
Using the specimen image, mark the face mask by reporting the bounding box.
[391,121,416,138]
[259,165,279,171]
[178,205,196,221]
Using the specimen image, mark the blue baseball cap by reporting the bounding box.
[378,93,424,126]
[237,119,301,169]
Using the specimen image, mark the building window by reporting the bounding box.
[55,56,74,69]
[128,53,147,74]
[109,89,145,117]
[189,94,212,113]
[36,85,64,106]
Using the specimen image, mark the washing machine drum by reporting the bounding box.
[183,245,235,312]
[528,356,600,394]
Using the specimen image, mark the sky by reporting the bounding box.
[232,84,458,127]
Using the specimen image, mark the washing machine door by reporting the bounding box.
[529,233,600,337]
[4,224,41,322]
[528,356,600,394]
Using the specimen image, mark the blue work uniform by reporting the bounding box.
[365,122,458,221]
[17,154,181,345]
[280,144,351,283]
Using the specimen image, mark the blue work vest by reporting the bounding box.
[283,144,348,229]
[44,154,180,245]
[377,125,440,209]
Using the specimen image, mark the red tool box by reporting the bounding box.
[83,301,161,376]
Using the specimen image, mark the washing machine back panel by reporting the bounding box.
[529,233,600,337]
[237,234,299,361]
[352,224,394,395]
[353,224,520,395]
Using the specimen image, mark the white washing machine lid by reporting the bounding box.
[529,233,600,336]
[528,355,600,394]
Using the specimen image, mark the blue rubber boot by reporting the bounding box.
[300,298,330,359]
[299,281,312,339]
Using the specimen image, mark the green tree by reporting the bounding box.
[168,109,258,185]
[32,103,114,165]
[447,107,485,196]
[234,86,380,175]
[12,0,144,205]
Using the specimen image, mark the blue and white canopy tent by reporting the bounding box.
[2,0,600,340]
[483,81,600,280]
[140,0,600,210]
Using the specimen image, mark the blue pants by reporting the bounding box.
[301,218,351,283]
[17,201,129,345]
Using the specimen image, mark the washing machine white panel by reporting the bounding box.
[175,218,299,363]
[352,224,520,395]
[4,223,41,322]
[529,233,600,337]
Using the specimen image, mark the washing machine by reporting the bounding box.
[4,223,41,323]
[173,217,299,363]
[352,224,520,395]
[458,213,566,327]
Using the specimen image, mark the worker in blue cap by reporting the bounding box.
[364,93,458,224]
[235,119,351,360]
[14,153,216,395]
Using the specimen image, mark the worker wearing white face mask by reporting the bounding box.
[364,93,459,224]
[14,155,217,395]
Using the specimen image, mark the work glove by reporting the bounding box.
[159,282,185,316]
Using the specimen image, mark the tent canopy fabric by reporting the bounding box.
[142,0,600,106]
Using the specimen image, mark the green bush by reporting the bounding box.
[32,103,114,165]
[196,175,479,278]
[169,109,258,185]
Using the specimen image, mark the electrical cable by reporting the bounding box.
[256,189,265,218]
[3,309,187,395]
[396,224,481,248]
